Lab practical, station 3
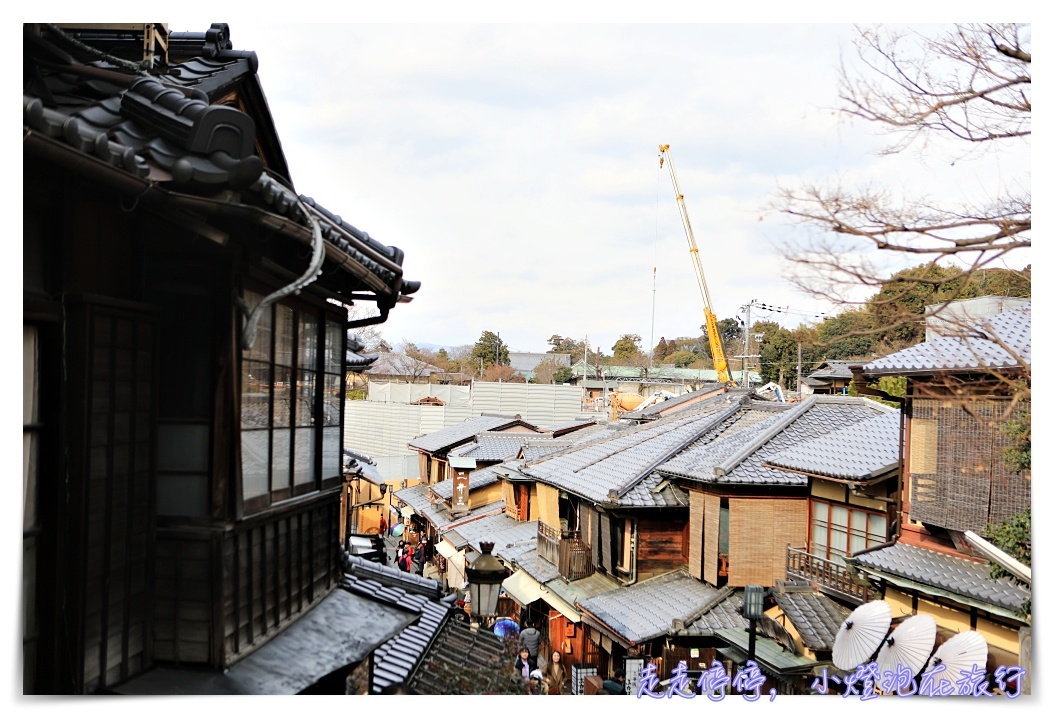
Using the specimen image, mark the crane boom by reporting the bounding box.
[658,144,733,384]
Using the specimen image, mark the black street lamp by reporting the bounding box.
[743,584,765,665]
[465,541,505,618]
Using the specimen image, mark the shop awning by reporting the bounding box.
[400,505,415,519]
[539,585,582,623]
[436,540,459,560]
[502,570,543,608]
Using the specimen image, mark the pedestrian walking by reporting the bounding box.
[541,650,566,695]
[514,647,537,682]
[518,620,541,660]
[379,516,387,537]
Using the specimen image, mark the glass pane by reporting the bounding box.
[850,511,867,532]
[323,373,341,426]
[811,523,827,558]
[242,291,272,362]
[242,360,271,428]
[275,303,294,368]
[295,369,316,427]
[272,365,292,428]
[830,527,848,555]
[325,320,343,373]
[869,514,887,543]
[271,426,291,490]
[849,532,867,555]
[241,430,269,499]
[831,505,849,530]
[293,427,316,486]
[157,473,209,517]
[812,501,827,527]
[322,426,341,479]
[298,312,319,370]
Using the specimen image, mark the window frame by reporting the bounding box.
[239,287,346,515]
[809,498,888,563]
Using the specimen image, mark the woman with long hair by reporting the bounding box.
[541,650,566,695]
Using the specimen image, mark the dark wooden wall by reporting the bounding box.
[221,495,341,665]
[635,511,688,581]
[64,298,158,693]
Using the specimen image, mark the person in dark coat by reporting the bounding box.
[514,647,537,682]
[518,620,541,659]
[602,668,626,695]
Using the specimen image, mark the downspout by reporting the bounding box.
[237,176,326,349]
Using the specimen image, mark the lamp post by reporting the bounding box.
[465,541,505,619]
[743,584,765,665]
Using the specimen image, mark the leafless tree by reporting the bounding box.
[775,24,1030,340]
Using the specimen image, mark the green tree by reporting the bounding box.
[865,263,976,349]
[612,334,644,363]
[984,508,1031,620]
[665,350,699,368]
[816,308,877,359]
[553,366,575,384]
[472,330,509,371]
[653,337,670,362]
[717,317,741,353]
[757,321,823,388]
[546,335,585,364]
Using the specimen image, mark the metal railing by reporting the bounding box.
[786,546,869,604]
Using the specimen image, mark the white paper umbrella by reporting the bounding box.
[833,600,892,670]
[926,631,988,689]
[877,614,937,677]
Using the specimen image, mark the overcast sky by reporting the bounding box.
[154,10,1030,356]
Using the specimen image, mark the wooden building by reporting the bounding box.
[22,23,419,694]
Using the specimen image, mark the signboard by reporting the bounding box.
[452,470,470,514]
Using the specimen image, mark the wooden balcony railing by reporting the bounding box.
[538,523,595,582]
[538,522,561,566]
[786,546,869,605]
[558,531,594,582]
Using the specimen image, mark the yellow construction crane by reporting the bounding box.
[658,144,734,384]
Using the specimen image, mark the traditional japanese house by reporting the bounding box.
[407,413,539,485]
[658,395,895,590]
[847,303,1031,689]
[22,23,419,694]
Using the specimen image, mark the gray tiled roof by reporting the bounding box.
[430,466,502,500]
[773,590,850,651]
[341,553,442,599]
[578,570,748,644]
[864,305,1031,375]
[620,384,727,420]
[672,592,750,636]
[443,511,532,555]
[449,432,547,461]
[408,414,527,453]
[521,440,574,462]
[516,397,742,505]
[851,541,1031,614]
[764,410,901,481]
[393,484,504,532]
[807,360,855,381]
[543,418,599,436]
[504,541,562,584]
[659,396,893,486]
[341,555,451,693]
[406,614,509,695]
[24,26,417,304]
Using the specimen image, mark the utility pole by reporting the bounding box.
[797,342,802,398]
[649,266,656,369]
